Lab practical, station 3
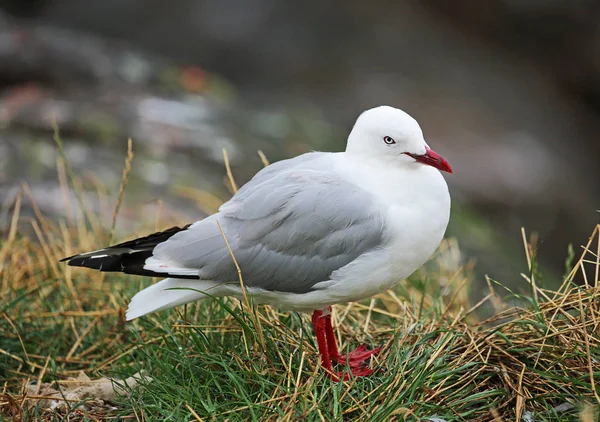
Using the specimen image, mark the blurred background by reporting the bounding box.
[1,0,599,290]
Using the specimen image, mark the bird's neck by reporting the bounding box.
[337,152,449,204]
[343,149,415,168]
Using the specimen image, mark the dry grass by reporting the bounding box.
[0,146,599,421]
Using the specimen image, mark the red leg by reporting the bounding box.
[311,310,334,376]
[323,307,342,361]
[322,307,381,369]
[312,309,377,380]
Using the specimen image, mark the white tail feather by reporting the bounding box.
[126,278,220,321]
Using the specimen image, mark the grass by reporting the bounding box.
[1,143,600,421]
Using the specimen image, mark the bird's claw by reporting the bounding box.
[327,367,374,382]
[333,345,381,368]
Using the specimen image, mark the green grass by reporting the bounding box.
[1,148,600,421]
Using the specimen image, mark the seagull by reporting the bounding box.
[62,105,452,381]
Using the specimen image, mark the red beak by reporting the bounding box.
[405,147,453,174]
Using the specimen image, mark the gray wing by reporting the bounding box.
[152,154,385,294]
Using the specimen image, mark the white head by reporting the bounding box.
[346,106,452,173]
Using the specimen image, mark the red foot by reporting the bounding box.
[312,307,381,381]
[334,344,382,368]
[326,367,374,382]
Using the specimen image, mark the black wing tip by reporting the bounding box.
[60,253,199,279]
[110,224,192,250]
[58,224,193,272]
[63,256,91,268]
[68,254,127,271]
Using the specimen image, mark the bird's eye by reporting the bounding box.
[383,136,396,145]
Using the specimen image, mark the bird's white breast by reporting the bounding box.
[323,153,451,302]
